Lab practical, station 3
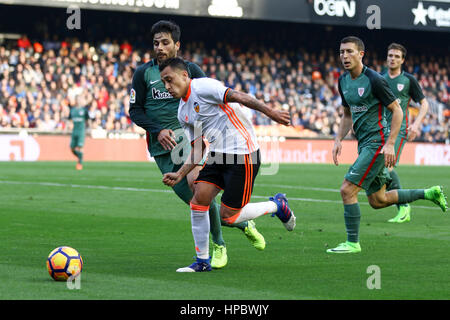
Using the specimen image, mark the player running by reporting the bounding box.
[159,58,296,272]
[328,36,447,254]
[69,94,90,170]
[129,20,265,270]
[383,43,430,223]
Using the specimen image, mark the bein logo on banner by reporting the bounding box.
[313,0,356,18]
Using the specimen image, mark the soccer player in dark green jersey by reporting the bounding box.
[69,94,90,170]
[383,43,430,223]
[129,20,265,268]
[328,36,447,254]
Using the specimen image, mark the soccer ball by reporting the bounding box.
[46,246,83,281]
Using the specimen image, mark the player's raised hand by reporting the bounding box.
[381,143,395,168]
[162,172,182,187]
[332,140,342,166]
[158,129,177,150]
[269,109,291,126]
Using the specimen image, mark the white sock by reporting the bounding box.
[223,201,277,225]
[190,203,210,260]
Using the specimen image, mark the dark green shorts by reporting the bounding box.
[154,152,193,205]
[394,134,407,166]
[70,133,85,149]
[152,140,210,204]
[344,143,391,196]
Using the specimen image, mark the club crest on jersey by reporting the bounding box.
[193,102,200,113]
[397,83,404,91]
[358,88,365,97]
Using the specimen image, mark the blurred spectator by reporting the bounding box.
[0,33,448,144]
[17,35,31,50]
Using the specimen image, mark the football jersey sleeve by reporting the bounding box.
[337,78,350,108]
[128,63,164,134]
[194,78,229,105]
[370,73,397,107]
[405,73,426,103]
[187,62,206,79]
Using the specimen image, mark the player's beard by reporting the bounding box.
[156,53,167,64]
[156,48,177,65]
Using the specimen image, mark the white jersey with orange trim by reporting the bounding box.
[178,78,259,155]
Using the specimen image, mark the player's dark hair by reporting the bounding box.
[340,36,365,52]
[151,20,181,43]
[388,43,407,59]
[159,57,188,73]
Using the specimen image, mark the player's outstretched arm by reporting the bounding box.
[382,100,403,168]
[408,98,429,141]
[332,106,352,166]
[226,89,291,126]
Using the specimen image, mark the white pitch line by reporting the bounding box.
[0,180,442,211]
[255,183,340,193]
[0,180,172,194]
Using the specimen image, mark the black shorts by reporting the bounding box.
[194,150,261,210]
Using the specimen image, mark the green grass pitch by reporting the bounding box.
[0,161,449,300]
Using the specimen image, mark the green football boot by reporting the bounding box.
[327,241,361,254]
[211,243,228,269]
[425,186,448,212]
[244,220,266,251]
[388,204,411,223]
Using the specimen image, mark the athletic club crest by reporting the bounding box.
[397,83,405,91]
[358,88,365,96]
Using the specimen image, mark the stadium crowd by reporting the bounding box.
[0,33,448,142]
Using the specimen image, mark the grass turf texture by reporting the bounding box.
[0,161,449,300]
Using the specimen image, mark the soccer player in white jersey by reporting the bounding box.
[159,58,297,272]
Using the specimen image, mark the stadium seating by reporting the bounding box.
[0,36,448,143]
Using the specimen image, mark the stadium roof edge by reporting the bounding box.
[1,0,449,33]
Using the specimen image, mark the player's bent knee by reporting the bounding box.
[191,193,211,207]
[191,186,215,207]
[368,195,386,209]
[340,182,358,202]
[220,207,236,218]
[368,199,382,209]
[340,186,349,198]
[220,207,241,225]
